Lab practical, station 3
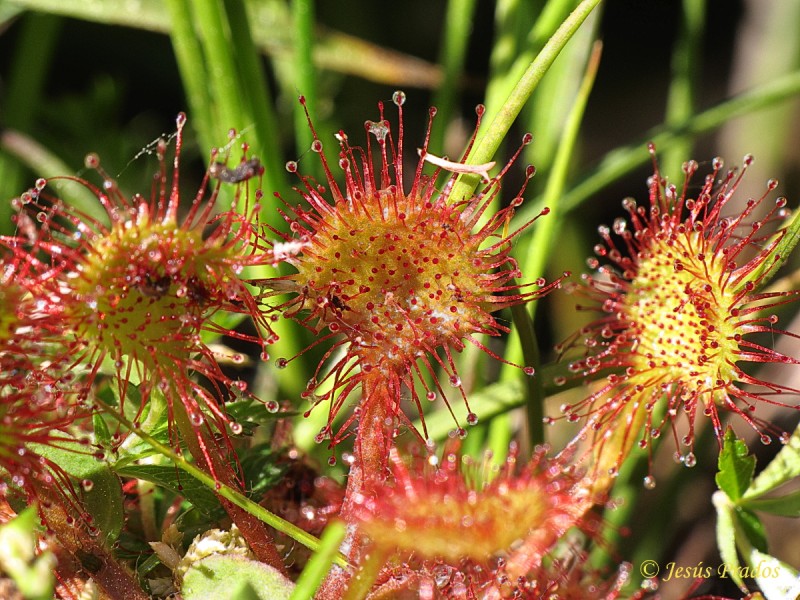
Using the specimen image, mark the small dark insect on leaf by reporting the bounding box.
[209,158,264,184]
[75,549,103,574]
[139,274,171,299]
[330,294,347,311]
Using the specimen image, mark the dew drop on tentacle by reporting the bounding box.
[392,90,406,106]
[643,475,656,490]
[84,152,101,169]
[285,161,298,173]
[466,412,479,426]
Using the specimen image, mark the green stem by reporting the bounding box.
[496,41,602,452]
[224,0,287,200]
[291,0,318,154]
[510,302,544,447]
[165,0,216,150]
[95,399,348,568]
[450,0,602,203]
[661,0,706,180]
[0,12,61,221]
[192,0,250,134]
[341,547,388,600]
[290,520,348,600]
[512,68,800,225]
[429,0,479,152]
[522,40,602,305]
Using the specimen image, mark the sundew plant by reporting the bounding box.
[2,1,800,599]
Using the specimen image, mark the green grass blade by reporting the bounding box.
[429,0,480,152]
[661,0,707,180]
[450,0,602,203]
[511,68,800,227]
[289,520,348,600]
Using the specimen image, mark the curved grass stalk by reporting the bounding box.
[95,399,348,569]
[512,69,800,227]
[449,0,602,204]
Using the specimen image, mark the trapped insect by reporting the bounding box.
[209,158,264,183]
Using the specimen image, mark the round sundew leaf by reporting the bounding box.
[181,555,295,600]
[745,425,800,500]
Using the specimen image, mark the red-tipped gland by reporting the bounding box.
[556,151,800,495]
[2,115,276,482]
[261,93,563,449]
[349,443,592,595]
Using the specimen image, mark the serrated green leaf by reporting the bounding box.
[745,549,800,600]
[716,428,756,502]
[114,464,221,515]
[714,490,746,591]
[742,489,800,518]
[737,508,768,553]
[745,424,800,500]
[32,443,123,546]
[181,555,294,600]
[93,412,112,448]
[239,444,287,498]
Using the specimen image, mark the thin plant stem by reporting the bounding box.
[496,42,602,452]
[512,68,800,226]
[522,41,602,312]
[449,0,602,203]
[661,0,707,180]
[95,399,348,568]
[482,0,537,120]
[164,0,216,150]
[291,0,318,154]
[290,521,348,600]
[192,0,251,136]
[429,0,479,152]
[224,0,287,201]
[0,12,61,218]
